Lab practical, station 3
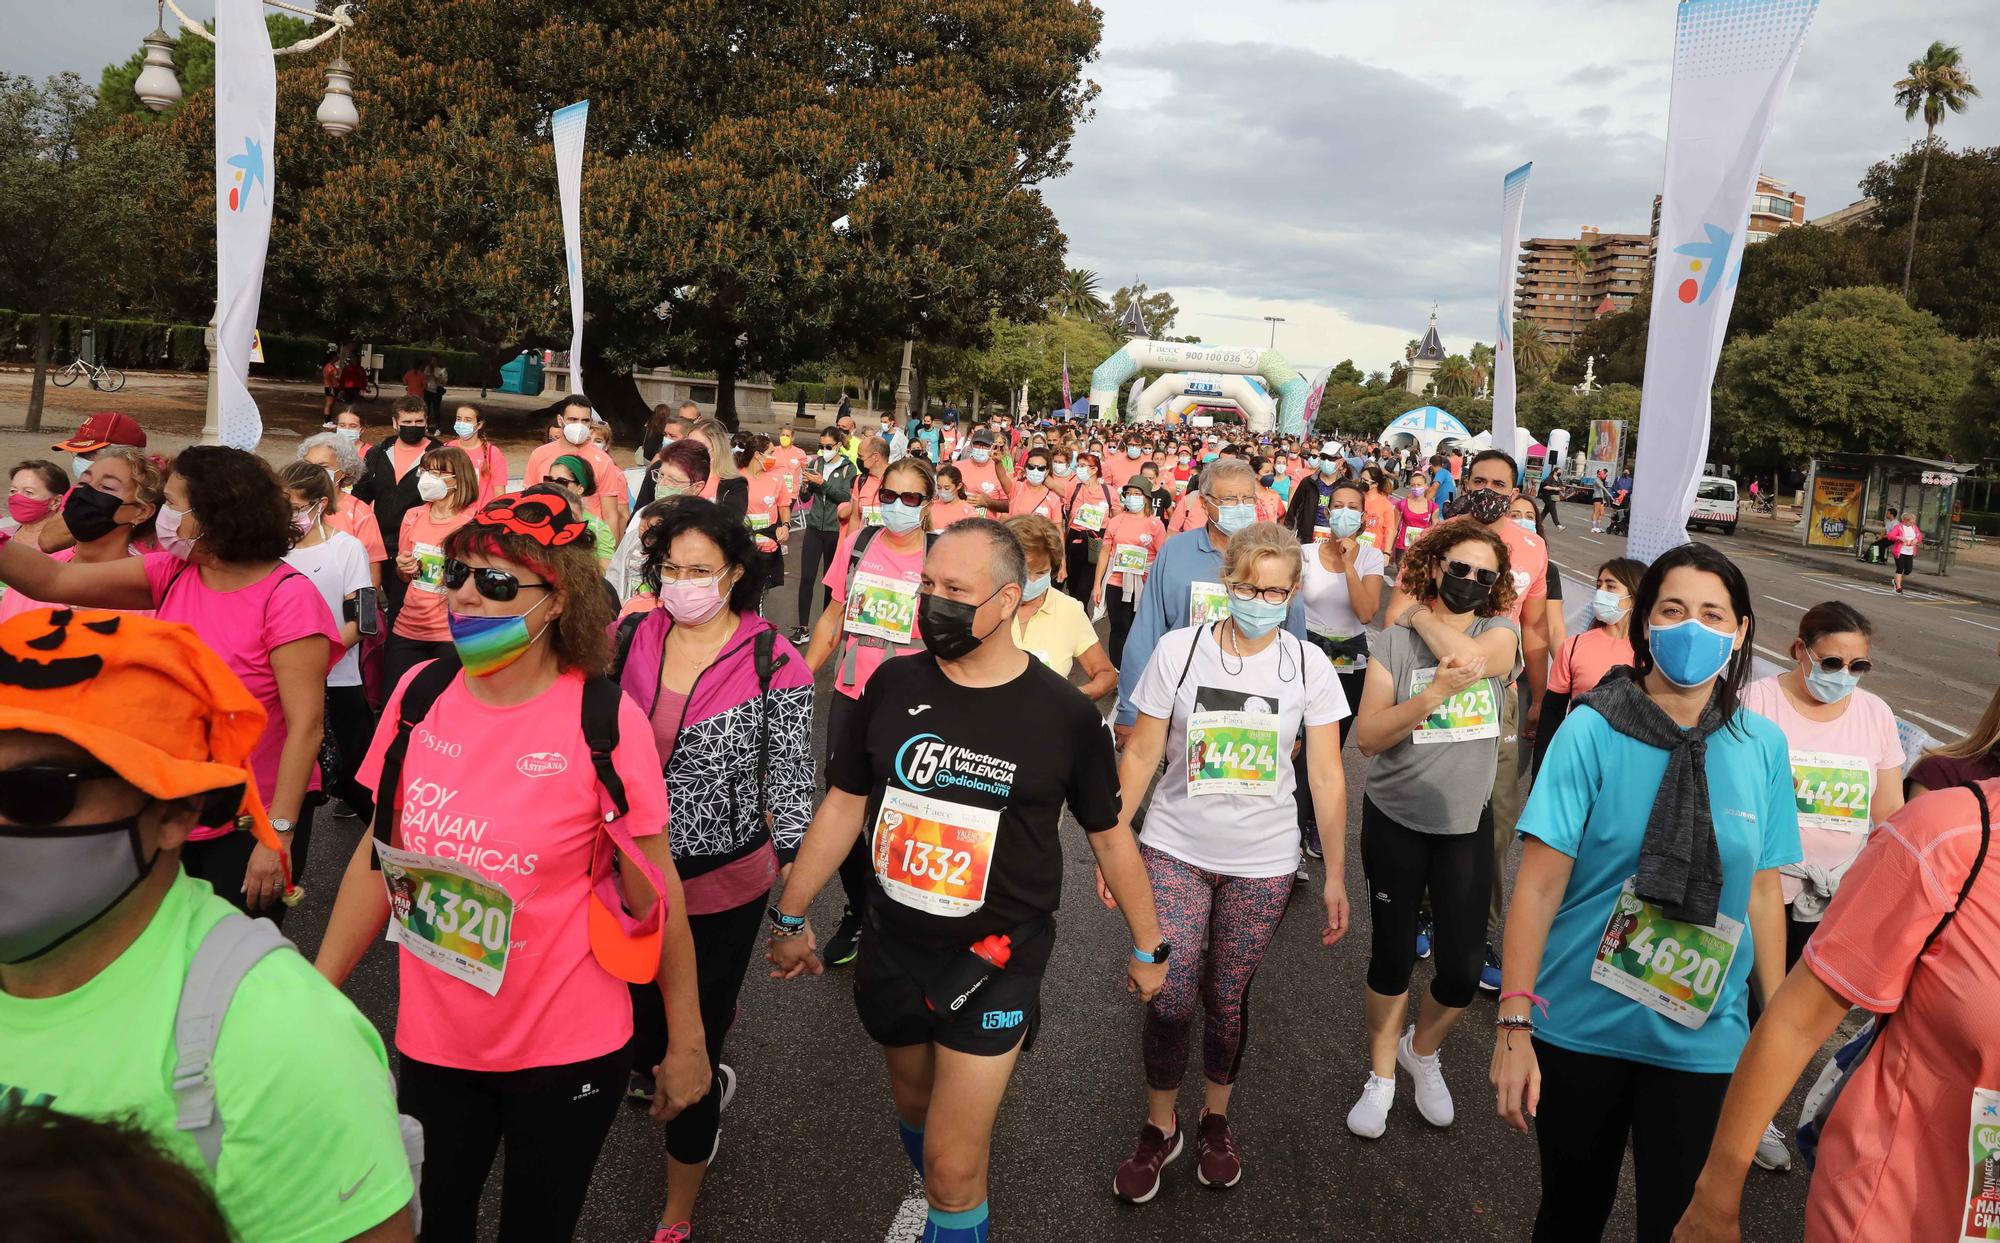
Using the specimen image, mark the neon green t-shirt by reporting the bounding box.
[0,871,411,1242]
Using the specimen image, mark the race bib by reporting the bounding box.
[872,786,999,917]
[1790,750,1873,832]
[844,570,919,645]
[411,542,446,594]
[1074,501,1108,531]
[1408,667,1500,743]
[374,839,514,996]
[1189,581,1231,626]
[862,504,884,527]
[1965,1088,2000,1240]
[1589,878,1743,1029]
[1184,690,1281,796]
[1112,544,1149,576]
[1313,524,1331,542]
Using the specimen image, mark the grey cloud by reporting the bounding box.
[1562,65,1626,87]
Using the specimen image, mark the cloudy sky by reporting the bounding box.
[10,2,1999,374]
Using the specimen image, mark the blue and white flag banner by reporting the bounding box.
[552,100,590,393]
[213,0,275,450]
[1490,161,1532,450]
[1629,0,1816,562]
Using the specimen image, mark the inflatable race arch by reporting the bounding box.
[1089,340,1313,437]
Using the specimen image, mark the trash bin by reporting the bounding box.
[497,351,544,396]
[79,328,96,366]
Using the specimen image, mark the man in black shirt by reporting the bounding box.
[770,519,1165,1243]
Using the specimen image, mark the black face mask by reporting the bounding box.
[60,486,128,544]
[919,588,1003,661]
[397,425,427,445]
[1453,488,1510,525]
[1435,572,1493,615]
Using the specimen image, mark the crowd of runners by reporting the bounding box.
[0,401,1993,1243]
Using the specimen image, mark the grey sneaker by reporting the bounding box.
[1754,1122,1791,1171]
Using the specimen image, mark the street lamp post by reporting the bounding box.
[1263,315,1286,348]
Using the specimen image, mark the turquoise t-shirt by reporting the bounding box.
[1518,705,1802,1073]
[0,872,412,1241]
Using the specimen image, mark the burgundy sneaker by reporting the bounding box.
[1196,1110,1242,1188]
[1112,1113,1183,1203]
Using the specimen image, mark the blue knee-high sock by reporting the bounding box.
[898,1119,925,1176]
[921,1202,989,1243]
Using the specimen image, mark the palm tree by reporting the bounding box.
[1049,268,1105,320]
[1894,42,1981,297]
[1572,239,1594,303]
[1468,342,1496,395]
[1512,318,1556,382]
[1434,355,1478,399]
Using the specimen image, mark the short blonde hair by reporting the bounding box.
[1002,514,1064,573]
[1220,521,1302,586]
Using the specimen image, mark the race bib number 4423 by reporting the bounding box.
[373,839,514,996]
[1408,667,1499,743]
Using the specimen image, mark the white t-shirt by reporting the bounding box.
[1301,542,1388,658]
[1130,623,1348,878]
[285,530,372,687]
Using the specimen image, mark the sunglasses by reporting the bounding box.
[1807,651,1873,675]
[880,489,931,507]
[443,558,553,602]
[0,763,118,826]
[1444,560,1499,587]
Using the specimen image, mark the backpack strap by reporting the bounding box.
[1920,782,1992,959]
[369,656,465,863]
[609,611,646,682]
[580,675,630,821]
[752,628,786,819]
[172,914,293,1171]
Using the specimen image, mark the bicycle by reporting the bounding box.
[49,355,125,393]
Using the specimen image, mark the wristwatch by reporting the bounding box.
[270,818,294,835]
[1131,939,1172,965]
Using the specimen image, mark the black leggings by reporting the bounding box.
[1530,1039,1730,1243]
[325,683,377,819]
[1105,580,1135,667]
[399,1045,629,1243]
[1292,667,1367,828]
[796,525,840,631]
[1540,495,1562,527]
[627,893,767,1165]
[179,795,318,928]
[383,633,451,693]
[1360,796,1492,1008]
[1063,533,1093,601]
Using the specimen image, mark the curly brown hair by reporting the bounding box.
[1396,516,1517,618]
[443,497,613,675]
[170,445,294,564]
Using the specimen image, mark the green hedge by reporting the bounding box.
[0,309,485,384]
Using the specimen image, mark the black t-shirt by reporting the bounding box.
[829,651,1120,963]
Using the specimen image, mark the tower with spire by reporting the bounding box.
[1405,305,1446,395]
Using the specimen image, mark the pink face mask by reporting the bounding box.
[658,576,727,626]
[7,494,52,526]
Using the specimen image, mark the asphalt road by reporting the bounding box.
[284,520,1842,1243]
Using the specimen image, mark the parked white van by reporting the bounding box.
[1688,475,1739,535]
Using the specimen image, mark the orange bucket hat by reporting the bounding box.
[0,609,284,856]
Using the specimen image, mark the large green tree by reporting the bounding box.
[1728,225,1879,340]
[1892,41,1979,297]
[1713,286,1972,469]
[0,73,184,429]
[119,0,1103,432]
[1858,143,2000,340]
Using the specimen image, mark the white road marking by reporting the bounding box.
[1752,644,1794,665]
[883,1176,929,1243]
[1579,536,1604,545]
[1761,595,1806,610]
[1905,709,1968,739]
[1952,614,2000,633]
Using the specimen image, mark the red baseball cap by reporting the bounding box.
[53,411,147,454]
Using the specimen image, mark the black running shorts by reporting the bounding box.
[1895,553,1915,575]
[852,924,1044,1057]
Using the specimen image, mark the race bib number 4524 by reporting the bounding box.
[844,571,918,645]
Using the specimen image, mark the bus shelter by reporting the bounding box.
[1800,453,1969,576]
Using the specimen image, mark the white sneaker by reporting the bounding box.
[1396,1027,1455,1128]
[705,1065,738,1165]
[1590,525,1601,534]
[1346,1073,1395,1139]
[1754,1122,1792,1171]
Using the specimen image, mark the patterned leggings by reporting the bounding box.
[1140,845,1294,1090]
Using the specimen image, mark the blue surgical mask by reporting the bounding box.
[1076,466,1093,482]
[1230,595,1288,638]
[970,447,991,464]
[1590,589,1629,624]
[1123,494,1147,513]
[880,500,924,534]
[1317,458,1338,477]
[1648,618,1737,688]
[1202,452,1219,463]
[1513,518,1537,533]
[1126,446,1142,459]
[1327,509,1364,538]
[1214,502,1257,535]
[1022,572,1052,600]
[454,420,476,439]
[1024,467,1047,485]
[1803,659,1861,704]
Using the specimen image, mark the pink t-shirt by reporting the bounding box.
[1741,676,1903,906]
[145,553,340,837]
[1800,781,2000,1243]
[822,527,926,701]
[1493,520,1549,624]
[449,439,511,507]
[524,439,625,521]
[326,495,387,564]
[1100,511,1167,590]
[395,507,474,641]
[360,666,669,1072]
[1549,627,1633,697]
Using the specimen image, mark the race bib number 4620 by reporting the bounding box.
[872,787,999,918]
[373,839,514,996]
[1589,879,1742,1029]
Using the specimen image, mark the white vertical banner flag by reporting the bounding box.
[1490,161,1532,450]
[551,100,590,394]
[1629,0,1816,562]
[213,0,276,450]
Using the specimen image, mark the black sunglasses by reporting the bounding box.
[880,489,931,507]
[1444,560,1500,587]
[0,763,118,826]
[1808,651,1873,675]
[443,558,553,602]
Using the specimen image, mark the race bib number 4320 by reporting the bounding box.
[872,786,999,917]
[373,839,514,996]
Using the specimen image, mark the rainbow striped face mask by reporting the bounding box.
[447,596,552,676]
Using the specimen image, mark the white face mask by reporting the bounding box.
[71,455,95,481]
[562,422,592,446]
[417,471,450,503]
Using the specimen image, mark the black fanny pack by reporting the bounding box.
[869,910,1051,1015]
[1308,632,1369,664]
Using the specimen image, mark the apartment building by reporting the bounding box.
[1513,227,1651,349]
